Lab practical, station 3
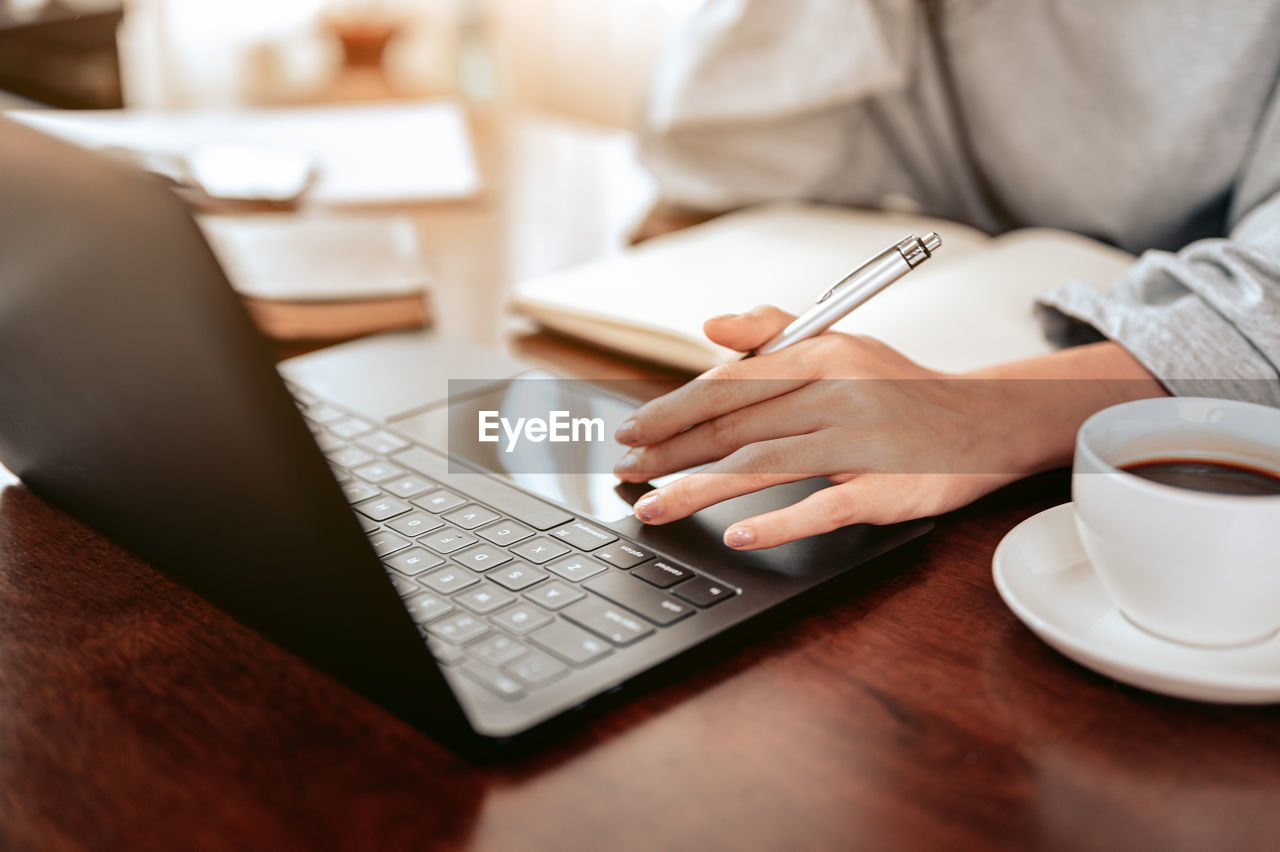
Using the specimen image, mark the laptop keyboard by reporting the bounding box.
[288,383,739,703]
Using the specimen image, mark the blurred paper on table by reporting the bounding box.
[6,100,481,205]
[198,214,433,341]
[198,215,430,301]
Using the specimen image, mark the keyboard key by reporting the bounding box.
[502,650,568,689]
[455,583,515,614]
[356,515,381,533]
[477,520,535,546]
[631,559,695,589]
[354,495,411,521]
[383,474,436,499]
[563,598,654,646]
[329,467,353,484]
[511,536,570,564]
[420,527,478,554]
[386,510,445,537]
[367,530,411,557]
[329,445,375,469]
[466,633,528,666]
[593,541,654,569]
[356,430,411,455]
[386,572,421,597]
[490,601,553,634]
[330,416,375,440]
[312,431,345,452]
[453,544,512,572]
[413,490,468,513]
[545,554,607,583]
[289,386,319,405]
[404,591,452,622]
[394,446,574,530]
[489,562,549,591]
[549,520,617,551]
[583,573,695,626]
[384,547,444,576]
[427,637,465,665]
[673,576,736,607]
[457,660,525,700]
[427,611,489,644]
[529,620,612,666]
[443,504,501,530]
[342,480,380,503]
[306,404,345,424]
[420,565,479,595]
[353,461,407,483]
[524,580,584,611]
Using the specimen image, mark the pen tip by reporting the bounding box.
[923,232,942,254]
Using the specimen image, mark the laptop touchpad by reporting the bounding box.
[389,374,687,523]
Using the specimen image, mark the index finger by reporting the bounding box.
[615,359,810,447]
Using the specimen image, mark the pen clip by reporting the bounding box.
[816,269,857,304]
[815,234,932,303]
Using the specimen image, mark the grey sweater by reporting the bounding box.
[638,0,1280,404]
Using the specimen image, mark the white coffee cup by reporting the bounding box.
[1072,397,1280,647]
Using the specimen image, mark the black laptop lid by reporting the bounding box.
[0,120,473,743]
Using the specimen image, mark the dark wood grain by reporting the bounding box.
[4,110,1279,852]
[5,469,1280,852]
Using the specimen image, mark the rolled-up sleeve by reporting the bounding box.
[1038,87,1280,407]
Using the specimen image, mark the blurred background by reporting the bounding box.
[0,0,699,126]
[0,0,712,353]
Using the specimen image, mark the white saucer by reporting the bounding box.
[992,502,1280,704]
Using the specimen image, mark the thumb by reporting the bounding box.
[703,305,796,352]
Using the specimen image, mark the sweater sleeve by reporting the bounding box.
[1037,85,1280,407]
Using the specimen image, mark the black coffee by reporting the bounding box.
[1121,458,1280,496]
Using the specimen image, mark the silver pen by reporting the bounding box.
[752,232,942,356]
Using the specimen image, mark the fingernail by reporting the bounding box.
[725,526,755,548]
[614,449,641,475]
[615,417,640,445]
[708,312,740,322]
[634,492,663,521]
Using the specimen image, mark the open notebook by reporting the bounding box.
[510,202,1137,373]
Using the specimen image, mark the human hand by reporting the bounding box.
[611,305,1028,549]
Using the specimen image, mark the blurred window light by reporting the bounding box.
[489,0,702,127]
[115,0,700,120]
[119,0,337,107]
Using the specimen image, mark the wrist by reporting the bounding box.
[962,342,1169,476]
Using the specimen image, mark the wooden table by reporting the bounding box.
[3,110,1279,852]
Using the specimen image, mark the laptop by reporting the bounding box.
[0,120,930,754]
